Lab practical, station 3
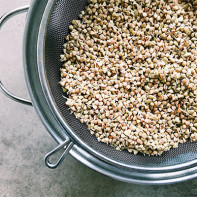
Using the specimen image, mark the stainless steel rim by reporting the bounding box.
[22,0,197,184]
[37,0,197,172]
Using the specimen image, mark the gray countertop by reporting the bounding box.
[0,0,197,196]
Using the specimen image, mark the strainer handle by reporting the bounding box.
[0,5,32,106]
[45,139,74,169]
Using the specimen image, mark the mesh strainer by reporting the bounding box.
[40,0,197,168]
[1,0,197,184]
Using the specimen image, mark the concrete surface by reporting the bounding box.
[1,0,197,197]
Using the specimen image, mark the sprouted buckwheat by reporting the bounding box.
[60,0,197,156]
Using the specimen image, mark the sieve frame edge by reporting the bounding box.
[37,0,197,172]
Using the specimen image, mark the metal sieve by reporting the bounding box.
[1,0,197,184]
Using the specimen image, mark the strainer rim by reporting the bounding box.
[37,0,197,172]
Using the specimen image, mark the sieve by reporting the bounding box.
[1,0,197,184]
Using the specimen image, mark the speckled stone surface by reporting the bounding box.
[1,0,197,196]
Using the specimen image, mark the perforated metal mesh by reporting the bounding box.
[44,0,197,167]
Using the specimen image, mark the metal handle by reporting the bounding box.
[0,5,32,106]
[45,139,74,169]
